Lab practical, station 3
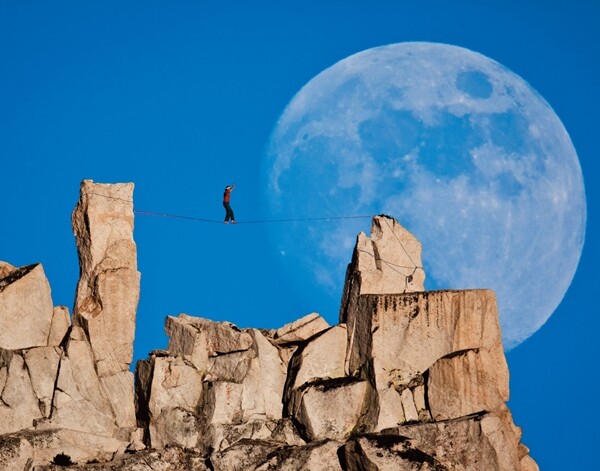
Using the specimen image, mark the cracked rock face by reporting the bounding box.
[1,183,538,471]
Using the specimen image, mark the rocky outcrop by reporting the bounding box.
[0,261,68,438]
[0,182,538,470]
[0,180,142,469]
[136,314,305,453]
[37,181,140,439]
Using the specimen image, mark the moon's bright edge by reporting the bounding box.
[263,42,586,349]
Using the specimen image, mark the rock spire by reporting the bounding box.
[0,180,144,469]
[340,214,425,322]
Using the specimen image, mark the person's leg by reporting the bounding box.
[229,206,235,223]
[223,202,230,222]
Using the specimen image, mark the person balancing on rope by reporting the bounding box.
[223,184,235,224]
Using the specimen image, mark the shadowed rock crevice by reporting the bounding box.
[0,264,38,292]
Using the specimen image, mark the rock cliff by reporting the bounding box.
[0,182,538,470]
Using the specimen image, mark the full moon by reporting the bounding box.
[262,42,586,350]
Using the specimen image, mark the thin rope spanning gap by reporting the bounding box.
[86,191,374,225]
[85,192,222,223]
[135,210,373,225]
[235,215,373,225]
[134,209,224,224]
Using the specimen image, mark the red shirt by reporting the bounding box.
[223,187,232,203]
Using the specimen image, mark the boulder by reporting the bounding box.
[241,329,287,420]
[283,325,349,423]
[47,306,71,347]
[0,263,54,350]
[427,348,505,421]
[206,417,306,454]
[340,215,425,322]
[272,313,330,345]
[205,381,244,426]
[99,371,136,429]
[165,314,254,372]
[288,325,348,391]
[291,378,375,442]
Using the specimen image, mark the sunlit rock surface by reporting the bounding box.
[0,182,538,470]
[340,215,425,323]
[0,263,54,350]
[72,179,140,379]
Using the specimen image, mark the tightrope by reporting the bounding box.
[86,191,373,225]
[86,192,419,288]
[134,209,373,225]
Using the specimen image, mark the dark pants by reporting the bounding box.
[223,202,235,222]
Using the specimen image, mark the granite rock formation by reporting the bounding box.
[0,183,538,470]
[0,181,142,469]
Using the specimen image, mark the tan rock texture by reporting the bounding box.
[340,215,425,322]
[47,306,71,347]
[72,179,140,379]
[0,188,538,471]
[0,261,16,279]
[273,312,330,345]
[344,290,510,430]
[0,263,54,350]
[344,412,522,471]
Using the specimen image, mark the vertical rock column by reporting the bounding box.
[71,179,140,429]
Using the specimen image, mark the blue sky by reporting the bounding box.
[1,2,598,469]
